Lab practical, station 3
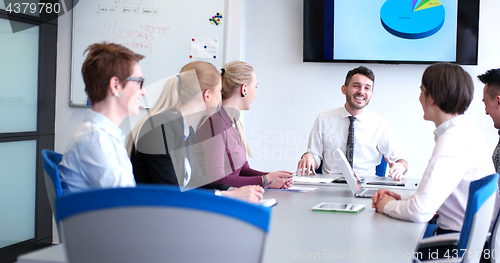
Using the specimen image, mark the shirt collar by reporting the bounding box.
[179,110,190,139]
[85,110,125,142]
[219,106,238,128]
[433,114,474,140]
[341,106,367,122]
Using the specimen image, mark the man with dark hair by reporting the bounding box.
[479,68,500,185]
[297,66,408,179]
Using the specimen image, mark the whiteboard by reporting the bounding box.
[70,0,227,107]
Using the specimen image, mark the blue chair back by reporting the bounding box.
[456,173,498,261]
[375,155,387,177]
[315,155,387,176]
[41,149,63,213]
[56,185,271,263]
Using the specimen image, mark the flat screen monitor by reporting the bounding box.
[304,0,479,65]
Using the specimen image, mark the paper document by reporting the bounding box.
[293,177,333,184]
[190,38,219,59]
[259,198,277,207]
[269,186,317,193]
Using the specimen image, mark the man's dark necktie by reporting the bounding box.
[493,131,500,188]
[346,116,356,168]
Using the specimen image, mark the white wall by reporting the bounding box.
[243,0,500,177]
[56,0,500,178]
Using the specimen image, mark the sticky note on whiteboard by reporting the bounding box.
[190,38,219,59]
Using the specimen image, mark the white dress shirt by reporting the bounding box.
[307,106,405,176]
[59,110,136,193]
[383,115,496,231]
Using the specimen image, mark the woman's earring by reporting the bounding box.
[241,93,246,97]
[114,93,120,98]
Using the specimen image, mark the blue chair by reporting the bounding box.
[55,185,271,263]
[375,155,387,177]
[41,149,64,213]
[417,173,498,263]
[315,155,387,176]
[489,207,500,263]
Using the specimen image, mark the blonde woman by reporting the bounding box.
[128,61,264,203]
[195,61,293,189]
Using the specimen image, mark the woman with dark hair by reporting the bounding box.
[371,63,496,260]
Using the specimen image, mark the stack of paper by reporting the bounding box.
[293,177,333,184]
[269,186,318,193]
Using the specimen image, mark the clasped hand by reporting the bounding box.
[371,189,401,213]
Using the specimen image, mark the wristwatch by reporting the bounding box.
[214,190,223,196]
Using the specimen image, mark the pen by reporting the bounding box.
[264,180,275,189]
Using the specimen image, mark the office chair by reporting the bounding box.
[416,173,498,263]
[55,185,271,263]
[315,155,387,176]
[41,149,64,213]
[489,208,500,263]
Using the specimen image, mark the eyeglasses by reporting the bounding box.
[125,77,145,89]
[102,77,145,89]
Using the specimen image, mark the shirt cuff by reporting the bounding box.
[382,199,398,215]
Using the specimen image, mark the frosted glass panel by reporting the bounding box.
[0,19,39,133]
[0,140,36,249]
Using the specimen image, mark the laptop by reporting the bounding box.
[334,148,378,198]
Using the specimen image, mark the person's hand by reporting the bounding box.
[266,171,294,189]
[386,157,406,181]
[296,153,318,176]
[276,170,294,189]
[371,189,400,212]
[222,185,264,203]
[281,177,294,189]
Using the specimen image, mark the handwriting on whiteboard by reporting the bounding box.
[101,21,170,54]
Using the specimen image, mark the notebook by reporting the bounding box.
[334,148,378,198]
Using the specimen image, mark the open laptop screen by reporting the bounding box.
[334,148,363,193]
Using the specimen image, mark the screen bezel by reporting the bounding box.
[303,0,480,65]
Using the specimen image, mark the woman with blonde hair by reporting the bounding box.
[128,61,264,203]
[195,60,293,188]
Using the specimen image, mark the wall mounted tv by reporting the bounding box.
[304,0,479,65]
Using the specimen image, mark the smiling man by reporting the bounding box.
[479,69,500,186]
[297,66,408,179]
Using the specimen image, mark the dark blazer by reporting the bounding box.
[131,110,229,190]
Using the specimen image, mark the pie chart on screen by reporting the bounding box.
[380,0,445,39]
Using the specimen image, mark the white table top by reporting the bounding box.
[262,182,425,262]
[17,244,66,263]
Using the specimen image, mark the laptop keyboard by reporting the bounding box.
[361,189,377,196]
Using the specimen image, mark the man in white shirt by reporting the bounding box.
[296,66,408,179]
[478,69,500,187]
